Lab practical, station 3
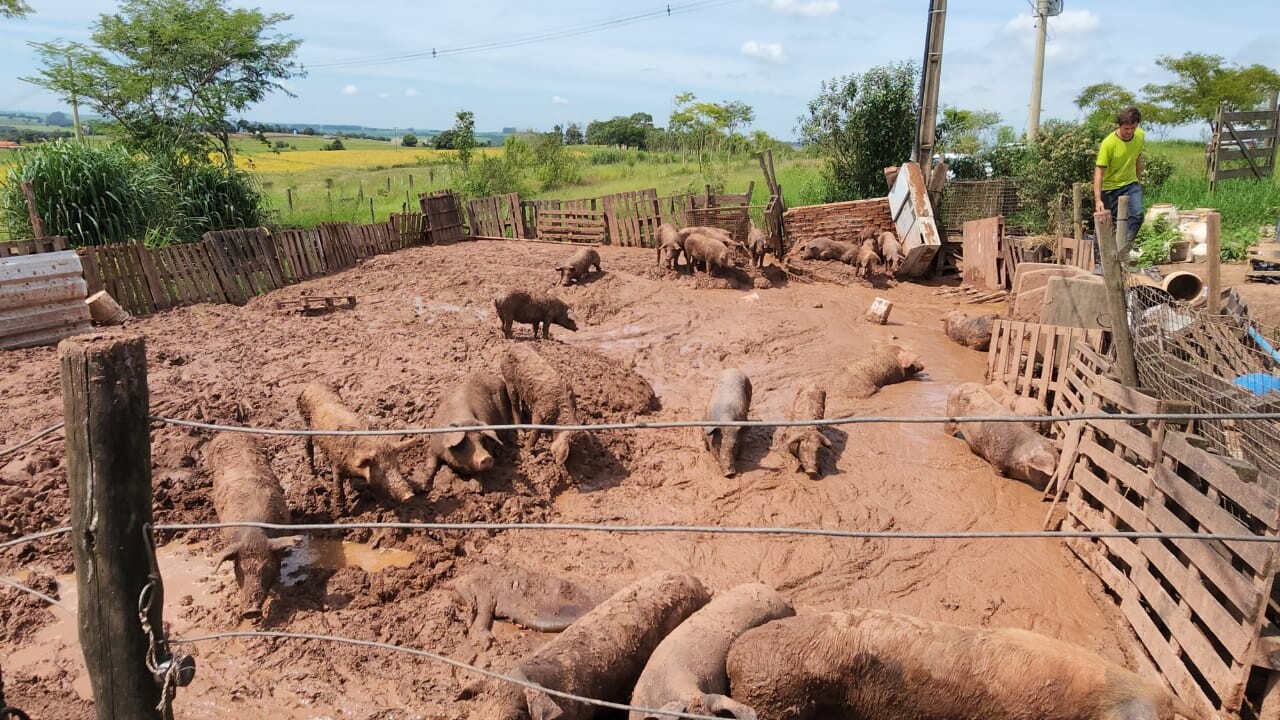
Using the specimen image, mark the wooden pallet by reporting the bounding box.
[986,320,1104,411]
[536,207,607,243]
[274,295,356,315]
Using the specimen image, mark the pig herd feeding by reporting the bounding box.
[184,234,1182,720]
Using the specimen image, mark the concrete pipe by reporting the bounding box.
[1162,271,1202,301]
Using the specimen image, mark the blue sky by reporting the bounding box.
[2,0,1277,139]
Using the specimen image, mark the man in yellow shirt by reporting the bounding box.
[1093,106,1146,245]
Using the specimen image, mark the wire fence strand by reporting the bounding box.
[170,630,736,720]
[0,576,74,615]
[0,422,65,460]
[0,527,71,551]
[148,410,1280,438]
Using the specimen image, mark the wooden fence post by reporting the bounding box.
[286,188,294,212]
[1207,211,1222,314]
[61,331,166,720]
[1072,182,1083,242]
[1095,210,1138,387]
[21,182,47,238]
[369,198,375,225]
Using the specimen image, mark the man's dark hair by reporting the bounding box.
[1116,107,1142,126]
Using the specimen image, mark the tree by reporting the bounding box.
[449,110,477,167]
[564,122,583,145]
[668,93,756,165]
[401,133,418,147]
[1,0,32,18]
[45,111,73,127]
[1142,53,1280,128]
[301,127,316,136]
[25,0,302,167]
[585,114,649,148]
[798,62,919,201]
[935,106,1000,155]
[432,129,457,149]
[1074,82,1173,131]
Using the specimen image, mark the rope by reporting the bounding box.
[0,527,71,551]
[170,630,726,720]
[0,576,74,615]
[153,520,1280,544]
[148,410,1280,438]
[0,422,65,460]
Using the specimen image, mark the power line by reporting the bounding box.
[306,0,739,70]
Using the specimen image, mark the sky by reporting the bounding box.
[2,0,1278,139]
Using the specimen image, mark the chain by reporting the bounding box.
[137,524,195,718]
[0,666,33,720]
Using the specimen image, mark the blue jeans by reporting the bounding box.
[1101,182,1144,250]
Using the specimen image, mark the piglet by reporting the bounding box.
[704,369,752,477]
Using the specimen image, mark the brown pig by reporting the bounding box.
[854,238,881,279]
[986,382,1049,434]
[836,344,923,398]
[943,310,999,351]
[703,368,752,477]
[657,222,684,269]
[745,224,768,268]
[297,382,415,515]
[499,344,583,468]
[495,289,578,340]
[448,562,614,651]
[945,382,1057,489]
[726,608,1204,720]
[684,233,734,276]
[630,582,794,720]
[556,247,602,286]
[878,231,905,274]
[463,572,712,720]
[423,370,514,484]
[782,383,831,479]
[205,433,295,620]
[788,236,858,263]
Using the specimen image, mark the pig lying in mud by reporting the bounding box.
[205,433,295,620]
[495,289,579,340]
[630,582,794,720]
[986,382,1049,434]
[837,344,923,398]
[704,369,752,477]
[788,237,858,263]
[745,225,768,268]
[556,247,602,286]
[448,563,613,650]
[298,382,414,514]
[423,370,514,485]
[500,344,583,468]
[943,310,999,351]
[684,233,734,276]
[463,572,711,720]
[727,608,1203,720]
[878,231,904,274]
[781,383,831,479]
[945,382,1057,489]
[657,222,684,269]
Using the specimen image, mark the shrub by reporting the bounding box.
[402,133,418,148]
[322,138,345,151]
[458,155,526,198]
[167,162,268,242]
[1142,154,1174,196]
[1133,216,1180,266]
[1014,120,1105,232]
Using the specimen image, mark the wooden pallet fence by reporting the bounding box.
[0,250,92,350]
[656,194,692,229]
[690,181,754,209]
[522,198,596,239]
[961,216,1006,290]
[1,236,70,257]
[78,242,158,316]
[419,190,466,244]
[601,189,662,247]
[317,222,358,271]
[686,205,751,245]
[202,228,284,303]
[535,207,606,243]
[467,193,523,239]
[273,228,327,281]
[390,212,428,248]
[147,241,229,308]
[986,319,1105,416]
[1060,372,1280,719]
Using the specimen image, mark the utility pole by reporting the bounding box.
[65,52,84,142]
[1026,0,1050,142]
[912,0,947,164]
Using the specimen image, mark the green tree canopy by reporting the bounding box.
[585,114,650,148]
[24,0,302,166]
[668,93,756,165]
[798,62,919,201]
[449,110,476,168]
[1143,53,1280,127]
[935,106,1000,155]
[564,122,584,145]
[1,0,32,18]
[401,133,418,147]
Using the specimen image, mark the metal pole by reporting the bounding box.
[913,0,947,163]
[1026,0,1049,142]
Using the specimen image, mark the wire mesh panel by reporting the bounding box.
[938,178,1023,235]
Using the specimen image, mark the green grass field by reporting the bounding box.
[1145,140,1280,250]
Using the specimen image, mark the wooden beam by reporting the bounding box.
[61,331,167,720]
[21,182,47,238]
[1096,209,1138,387]
[1223,119,1267,180]
[1207,211,1221,314]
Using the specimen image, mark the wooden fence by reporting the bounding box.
[1,236,70,257]
[985,319,1104,427]
[521,198,598,239]
[1209,98,1279,190]
[536,208,608,243]
[467,193,523,238]
[420,190,467,244]
[1055,344,1280,719]
[601,189,663,247]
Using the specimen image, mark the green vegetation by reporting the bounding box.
[1134,216,1181,266]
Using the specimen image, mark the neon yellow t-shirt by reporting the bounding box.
[1095,128,1145,190]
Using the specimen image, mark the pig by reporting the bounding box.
[945,382,1058,489]
[986,382,1049,434]
[657,222,684,269]
[684,233,734,276]
[704,369,752,477]
[499,344,583,468]
[495,289,578,340]
[837,344,923,398]
[463,572,712,720]
[556,247,602,286]
[448,563,614,651]
[745,225,768,268]
[943,310,999,351]
[788,236,859,263]
[683,226,749,262]
[422,370,514,484]
[726,609,1204,720]
[878,231,905,274]
[204,433,295,620]
[854,238,881,279]
[297,382,415,515]
[781,383,831,479]
[629,583,794,720]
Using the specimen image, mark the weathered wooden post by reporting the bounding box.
[1095,210,1138,387]
[369,198,375,225]
[1207,211,1222,314]
[286,187,294,213]
[1072,182,1083,242]
[385,176,391,193]
[61,331,166,720]
[21,182,47,238]
[408,173,414,189]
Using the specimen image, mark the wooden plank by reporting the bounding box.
[1078,437,1154,496]
[1223,110,1280,123]
[1216,166,1274,181]
[1151,464,1271,572]
[1162,431,1277,523]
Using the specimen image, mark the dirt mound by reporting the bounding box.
[0,572,59,645]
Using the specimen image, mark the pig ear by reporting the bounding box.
[442,430,466,449]
[480,428,502,445]
[215,542,242,568]
[786,436,801,455]
[355,455,373,469]
[394,437,418,452]
[525,689,564,720]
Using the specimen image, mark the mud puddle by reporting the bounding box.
[281,538,417,585]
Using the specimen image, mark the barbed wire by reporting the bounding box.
[0,527,71,551]
[148,410,1280,438]
[0,576,74,615]
[152,520,1280,544]
[170,630,738,720]
[0,422,65,460]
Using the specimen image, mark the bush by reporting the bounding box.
[1133,216,1180,266]
[1142,154,1174,196]
[458,155,526,198]
[167,162,268,242]
[1014,120,1105,232]
[402,133,418,148]
[322,138,345,151]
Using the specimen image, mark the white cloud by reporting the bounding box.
[742,41,787,64]
[552,95,569,104]
[1003,8,1100,35]
[341,84,358,95]
[404,88,420,97]
[759,0,838,17]
[378,92,390,98]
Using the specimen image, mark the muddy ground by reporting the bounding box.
[1,240,1142,719]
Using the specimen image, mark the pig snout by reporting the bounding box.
[446,434,496,474]
[560,315,579,332]
[718,428,741,477]
[236,544,279,620]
